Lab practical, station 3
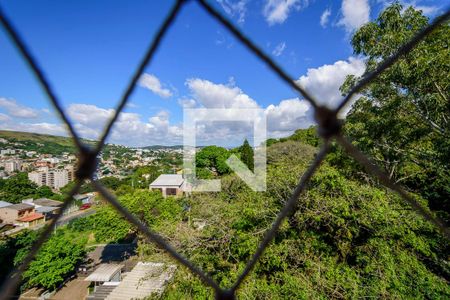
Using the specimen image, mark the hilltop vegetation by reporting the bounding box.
[0,130,88,155]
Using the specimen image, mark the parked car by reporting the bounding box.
[79,203,91,210]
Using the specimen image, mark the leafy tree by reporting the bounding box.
[339,3,450,219]
[196,146,231,176]
[240,139,254,172]
[60,180,93,195]
[22,231,86,290]
[35,186,54,198]
[13,230,39,267]
[0,230,39,283]
[0,173,38,203]
[99,176,122,190]
[287,126,320,147]
[68,207,131,243]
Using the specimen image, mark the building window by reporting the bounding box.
[166,188,177,196]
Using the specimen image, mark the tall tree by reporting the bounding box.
[240,139,254,172]
[340,3,450,218]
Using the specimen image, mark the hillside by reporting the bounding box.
[0,130,94,155]
[142,145,183,150]
[0,130,77,147]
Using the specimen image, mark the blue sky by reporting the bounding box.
[0,0,446,146]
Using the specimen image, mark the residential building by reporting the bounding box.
[0,203,44,227]
[0,149,15,156]
[17,212,45,228]
[22,198,78,216]
[28,165,75,190]
[149,174,184,198]
[3,160,21,173]
[28,169,48,186]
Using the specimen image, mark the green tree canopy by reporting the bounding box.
[22,231,86,290]
[196,146,231,176]
[0,173,38,203]
[340,3,450,219]
[240,139,254,172]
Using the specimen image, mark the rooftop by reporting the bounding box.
[0,200,12,208]
[85,264,124,282]
[3,203,34,211]
[35,206,60,214]
[33,198,64,207]
[17,212,44,222]
[74,194,92,200]
[149,174,184,187]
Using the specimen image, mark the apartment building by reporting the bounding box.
[3,160,21,173]
[28,165,75,190]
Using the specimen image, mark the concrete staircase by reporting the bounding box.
[105,262,176,300]
[86,285,115,300]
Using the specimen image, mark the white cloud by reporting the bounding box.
[0,98,39,118]
[272,42,287,57]
[65,103,182,146]
[338,0,370,32]
[263,0,309,25]
[265,98,313,136]
[0,56,367,146]
[296,57,365,111]
[320,8,331,28]
[178,98,197,108]
[186,78,259,109]
[139,73,173,98]
[414,5,439,15]
[185,78,313,140]
[377,1,440,16]
[0,113,11,122]
[217,0,247,24]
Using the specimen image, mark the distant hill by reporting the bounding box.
[0,130,95,155]
[0,130,186,153]
[142,145,183,150]
[0,130,77,147]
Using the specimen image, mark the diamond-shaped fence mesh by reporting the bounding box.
[0,0,449,299]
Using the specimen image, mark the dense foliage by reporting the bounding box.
[22,231,86,290]
[195,140,258,178]
[338,4,450,221]
[0,173,60,203]
[153,140,449,298]
[68,190,182,244]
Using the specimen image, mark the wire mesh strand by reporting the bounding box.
[0,0,449,299]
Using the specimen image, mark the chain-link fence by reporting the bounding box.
[0,1,449,299]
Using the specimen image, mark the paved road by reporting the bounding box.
[50,277,89,300]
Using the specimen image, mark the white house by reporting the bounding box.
[149,174,184,198]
